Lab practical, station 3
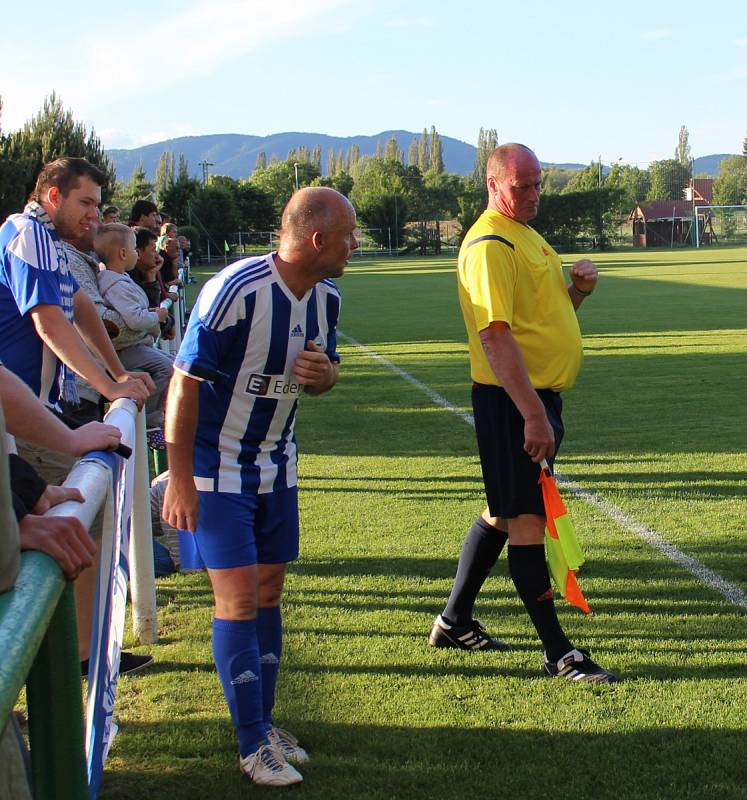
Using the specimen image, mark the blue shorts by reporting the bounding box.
[190,487,299,569]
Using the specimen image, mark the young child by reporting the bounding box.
[131,227,175,339]
[94,224,174,429]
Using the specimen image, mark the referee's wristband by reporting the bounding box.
[569,283,593,297]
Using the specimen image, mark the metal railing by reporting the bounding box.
[0,398,156,799]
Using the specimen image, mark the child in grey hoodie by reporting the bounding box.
[95,224,174,428]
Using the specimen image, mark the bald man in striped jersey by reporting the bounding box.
[163,187,357,786]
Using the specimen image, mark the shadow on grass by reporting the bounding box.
[100,720,747,800]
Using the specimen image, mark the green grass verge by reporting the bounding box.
[102,247,747,799]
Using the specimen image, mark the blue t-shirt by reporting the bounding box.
[0,213,79,405]
[174,253,341,495]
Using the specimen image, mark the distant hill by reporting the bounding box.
[106,132,737,182]
[107,130,587,181]
[693,154,735,176]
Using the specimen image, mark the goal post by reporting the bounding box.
[693,205,747,248]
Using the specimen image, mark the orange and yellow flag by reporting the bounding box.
[539,459,591,614]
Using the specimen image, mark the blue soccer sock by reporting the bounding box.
[212,617,267,757]
[256,606,283,730]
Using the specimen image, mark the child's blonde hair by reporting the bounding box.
[94,223,135,265]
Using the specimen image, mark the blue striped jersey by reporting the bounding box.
[0,213,78,406]
[175,253,341,495]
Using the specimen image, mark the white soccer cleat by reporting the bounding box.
[268,726,310,764]
[239,743,303,786]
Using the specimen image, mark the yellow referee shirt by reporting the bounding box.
[457,210,583,391]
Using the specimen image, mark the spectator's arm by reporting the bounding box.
[72,290,131,377]
[0,365,123,454]
[29,304,151,405]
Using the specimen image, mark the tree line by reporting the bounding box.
[2,97,747,255]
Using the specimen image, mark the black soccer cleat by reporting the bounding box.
[428,614,512,651]
[543,648,620,683]
[81,651,154,679]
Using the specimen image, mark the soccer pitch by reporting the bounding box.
[104,247,747,799]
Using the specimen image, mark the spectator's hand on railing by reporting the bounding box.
[152,307,169,323]
[65,420,123,457]
[19,514,97,581]
[32,485,84,515]
[105,371,157,407]
[122,370,156,394]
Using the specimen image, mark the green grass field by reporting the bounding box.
[102,246,747,799]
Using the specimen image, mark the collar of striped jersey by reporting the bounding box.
[24,201,68,266]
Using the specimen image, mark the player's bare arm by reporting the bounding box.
[479,321,555,463]
[293,340,339,395]
[163,370,201,532]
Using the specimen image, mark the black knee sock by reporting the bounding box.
[507,544,572,660]
[442,517,508,625]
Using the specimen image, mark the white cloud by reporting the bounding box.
[0,0,361,132]
[97,124,199,149]
[734,37,747,48]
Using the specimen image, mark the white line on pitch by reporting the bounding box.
[339,331,747,611]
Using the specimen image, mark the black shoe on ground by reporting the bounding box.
[544,648,620,683]
[81,651,154,678]
[428,614,512,651]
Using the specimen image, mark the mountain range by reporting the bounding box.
[106,131,735,182]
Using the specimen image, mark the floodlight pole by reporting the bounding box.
[294,162,300,191]
[198,160,214,184]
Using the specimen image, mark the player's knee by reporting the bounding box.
[507,514,546,545]
[258,564,287,606]
[214,594,258,620]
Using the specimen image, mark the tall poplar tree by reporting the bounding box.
[154,151,175,202]
[348,144,361,170]
[418,128,430,172]
[430,125,444,173]
[177,154,190,182]
[254,151,267,172]
[472,127,499,185]
[311,144,322,171]
[675,125,691,166]
[385,136,400,162]
[407,138,419,167]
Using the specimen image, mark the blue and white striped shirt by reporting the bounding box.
[175,253,341,495]
[0,212,79,406]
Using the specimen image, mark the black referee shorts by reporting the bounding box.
[472,383,564,519]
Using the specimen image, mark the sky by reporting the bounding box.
[2,0,745,167]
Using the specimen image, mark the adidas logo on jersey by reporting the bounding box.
[260,652,279,665]
[230,669,259,685]
[290,324,304,337]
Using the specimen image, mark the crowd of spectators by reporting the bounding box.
[0,157,194,796]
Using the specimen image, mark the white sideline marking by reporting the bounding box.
[339,331,747,611]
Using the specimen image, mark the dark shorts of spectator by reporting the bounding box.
[472,383,564,519]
